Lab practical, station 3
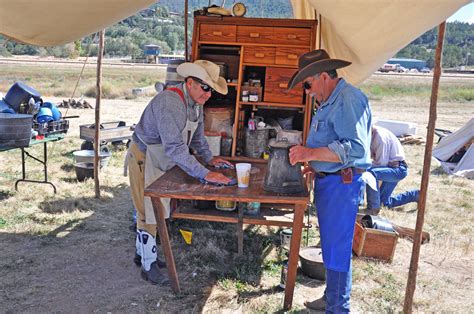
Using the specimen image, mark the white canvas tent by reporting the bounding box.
[0,0,470,84]
[433,118,474,179]
[0,0,471,312]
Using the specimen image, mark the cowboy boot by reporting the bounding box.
[134,229,166,268]
[138,230,169,285]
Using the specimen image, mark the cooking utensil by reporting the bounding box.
[299,246,325,281]
[264,141,305,194]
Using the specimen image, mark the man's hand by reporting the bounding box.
[208,157,234,169]
[204,171,232,185]
[289,145,314,165]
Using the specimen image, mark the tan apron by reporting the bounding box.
[142,98,200,224]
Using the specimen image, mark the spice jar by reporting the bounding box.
[242,90,249,102]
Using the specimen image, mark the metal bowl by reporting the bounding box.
[73,150,111,168]
[299,246,326,281]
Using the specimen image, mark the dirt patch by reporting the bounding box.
[1,74,473,312]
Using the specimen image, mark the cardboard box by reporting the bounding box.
[352,221,398,263]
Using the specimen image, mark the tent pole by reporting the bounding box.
[403,21,446,313]
[94,30,105,199]
[184,0,189,61]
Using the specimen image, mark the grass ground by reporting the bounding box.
[0,64,473,312]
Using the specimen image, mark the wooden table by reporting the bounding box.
[144,162,309,310]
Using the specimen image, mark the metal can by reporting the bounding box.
[279,260,288,290]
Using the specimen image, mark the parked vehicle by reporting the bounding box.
[420,67,431,73]
[379,63,406,73]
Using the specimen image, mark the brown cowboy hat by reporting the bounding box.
[287,49,351,90]
[177,59,228,95]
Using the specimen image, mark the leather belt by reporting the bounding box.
[316,167,365,178]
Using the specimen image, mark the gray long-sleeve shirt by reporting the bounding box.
[133,83,212,179]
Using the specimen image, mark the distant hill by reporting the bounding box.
[0,2,472,68]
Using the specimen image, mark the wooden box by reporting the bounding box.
[352,221,398,263]
[79,121,133,142]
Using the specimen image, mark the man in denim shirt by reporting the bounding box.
[287,50,372,312]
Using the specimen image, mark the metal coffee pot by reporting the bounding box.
[263,141,305,194]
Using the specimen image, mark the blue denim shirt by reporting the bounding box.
[306,79,372,172]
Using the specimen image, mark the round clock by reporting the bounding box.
[232,2,247,17]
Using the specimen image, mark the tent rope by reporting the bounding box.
[64,33,98,118]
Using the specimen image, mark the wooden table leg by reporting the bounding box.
[152,197,180,293]
[237,202,243,255]
[283,203,305,310]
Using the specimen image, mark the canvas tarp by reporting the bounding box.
[0,0,155,46]
[432,118,474,179]
[291,0,471,84]
[0,0,470,83]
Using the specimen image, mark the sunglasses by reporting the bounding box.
[303,81,312,90]
[191,77,214,93]
[302,74,321,90]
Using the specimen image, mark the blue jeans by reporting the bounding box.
[315,174,361,313]
[366,162,419,210]
[325,265,352,313]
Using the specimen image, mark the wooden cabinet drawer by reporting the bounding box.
[243,46,275,65]
[273,27,311,46]
[200,24,236,42]
[276,47,309,66]
[264,67,303,104]
[237,26,274,44]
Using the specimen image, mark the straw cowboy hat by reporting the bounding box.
[177,59,228,95]
[287,49,352,90]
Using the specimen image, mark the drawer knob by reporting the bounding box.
[250,32,260,38]
[287,34,297,39]
[255,53,265,58]
[212,31,223,36]
[279,83,288,88]
[287,54,298,60]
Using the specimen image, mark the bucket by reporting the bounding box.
[165,59,185,87]
[280,228,292,250]
[216,200,237,211]
[4,82,41,113]
[244,128,269,158]
[74,162,95,181]
[0,113,33,149]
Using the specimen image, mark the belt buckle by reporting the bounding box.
[341,168,353,184]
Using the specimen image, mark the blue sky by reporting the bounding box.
[447,2,474,23]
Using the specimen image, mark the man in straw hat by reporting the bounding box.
[288,49,372,312]
[128,60,233,284]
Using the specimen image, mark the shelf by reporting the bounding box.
[239,101,305,109]
[171,205,305,228]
